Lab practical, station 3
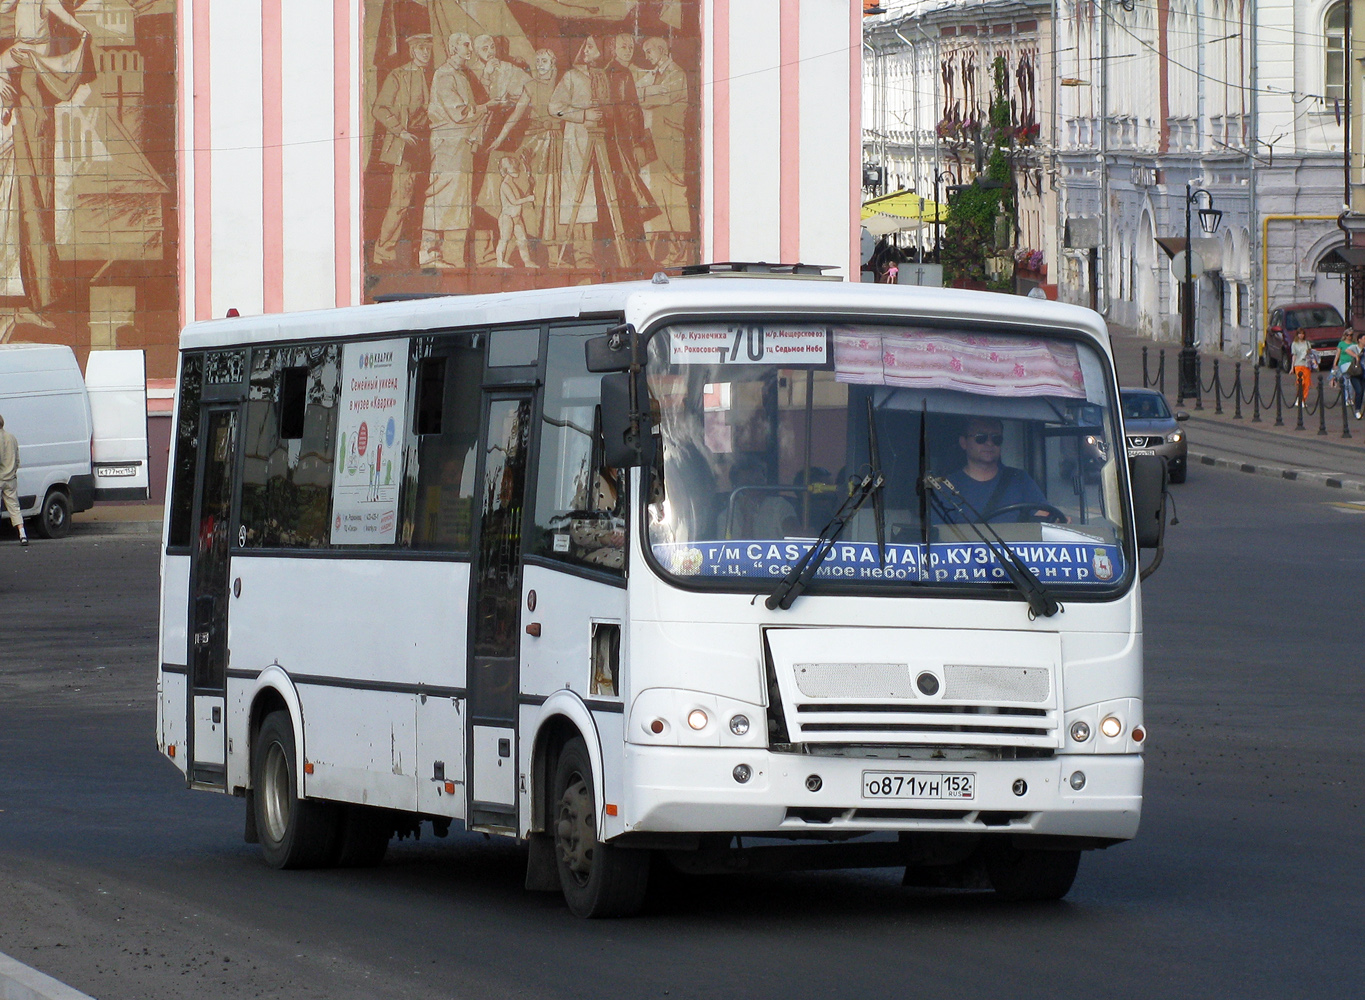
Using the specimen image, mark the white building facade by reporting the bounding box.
[868,0,1355,355]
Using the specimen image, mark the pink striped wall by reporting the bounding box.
[262,0,283,313]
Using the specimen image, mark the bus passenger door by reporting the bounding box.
[186,406,239,788]
[466,394,532,832]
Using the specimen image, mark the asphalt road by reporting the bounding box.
[0,465,1362,999]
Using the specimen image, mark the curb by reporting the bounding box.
[71,520,162,537]
[0,952,95,1000]
[1188,450,1365,494]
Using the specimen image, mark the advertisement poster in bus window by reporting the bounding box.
[361,0,701,298]
[332,340,410,544]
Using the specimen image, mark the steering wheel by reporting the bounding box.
[981,501,1068,523]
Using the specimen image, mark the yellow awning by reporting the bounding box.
[861,189,948,224]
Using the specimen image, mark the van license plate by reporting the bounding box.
[861,771,975,800]
[96,464,138,477]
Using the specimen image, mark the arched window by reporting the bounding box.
[1326,2,1347,101]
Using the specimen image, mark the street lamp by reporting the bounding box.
[933,169,954,258]
[1180,183,1221,399]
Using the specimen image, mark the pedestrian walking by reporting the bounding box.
[0,413,27,546]
[1290,330,1313,406]
[1332,330,1363,417]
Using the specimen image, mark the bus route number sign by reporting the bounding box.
[670,324,828,366]
[861,771,975,800]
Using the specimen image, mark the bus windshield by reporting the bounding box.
[645,320,1128,592]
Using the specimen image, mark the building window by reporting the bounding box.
[1327,2,1347,101]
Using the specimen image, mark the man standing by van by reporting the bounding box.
[0,414,26,545]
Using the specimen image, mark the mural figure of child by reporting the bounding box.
[496,154,538,269]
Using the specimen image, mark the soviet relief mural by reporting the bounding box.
[363,0,700,299]
[0,0,178,377]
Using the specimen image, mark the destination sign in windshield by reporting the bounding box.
[669,324,828,365]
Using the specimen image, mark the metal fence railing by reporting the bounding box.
[1140,347,1360,440]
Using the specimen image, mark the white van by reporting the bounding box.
[0,343,94,537]
[85,350,150,502]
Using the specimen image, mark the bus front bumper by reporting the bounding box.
[620,745,1142,842]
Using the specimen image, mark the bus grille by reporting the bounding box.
[781,662,1060,750]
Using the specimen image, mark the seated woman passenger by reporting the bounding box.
[935,416,1050,523]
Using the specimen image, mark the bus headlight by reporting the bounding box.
[729,714,750,736]
[1100,715,1123,738]
[687,709,709,731]
[1070,720,1091,743]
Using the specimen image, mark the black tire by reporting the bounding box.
[552,736,649,917]
[332,805,391,868]
[1280,352,1292,374]
[983,840,1081,901]
[1168,459,1187,484]
[252,710,338,869]
[32,489,71,539]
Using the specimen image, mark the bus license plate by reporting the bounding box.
[861,771,975,800]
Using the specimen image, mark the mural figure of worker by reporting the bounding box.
[420,32,486,268]
[601,34,657,251]
[517,47,563,253]
[371,33,433,266]
[0,0,93,315]
[637,36,689,267]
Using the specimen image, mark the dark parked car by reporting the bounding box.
[1121,388,1189,483]
[1263,303,1347,371]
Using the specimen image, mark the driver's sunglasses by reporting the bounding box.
[972,433,1005,445]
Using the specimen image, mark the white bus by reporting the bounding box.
[157,266,1169,916]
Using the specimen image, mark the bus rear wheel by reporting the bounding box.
[552,737,649,918]
[983,840,1081,901]
[252,710,338,869]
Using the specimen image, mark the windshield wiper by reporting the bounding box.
[866,397,887,567]
[766,470,883,611]
[922,475,1062,619]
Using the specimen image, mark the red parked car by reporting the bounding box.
[1262,302,1347,371]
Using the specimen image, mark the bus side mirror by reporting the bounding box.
[600,372,651,467]
[586,331,633,373]
[1129,454,1167,549]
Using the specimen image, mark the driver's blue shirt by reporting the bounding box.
[934,465,1047,523]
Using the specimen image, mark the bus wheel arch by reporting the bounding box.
[529,693,605,835]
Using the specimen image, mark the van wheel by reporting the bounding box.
[32,489,71,539]
[983,840,1081,901]
[552,737,649,917]
[252,710,338,869]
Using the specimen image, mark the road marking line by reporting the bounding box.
[1326,502,1365,514]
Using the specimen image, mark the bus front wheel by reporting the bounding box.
[552,737,649,917]
[983,840,1081,901]
[252,710,338,869]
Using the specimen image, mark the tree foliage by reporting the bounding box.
[943,56,1016,287]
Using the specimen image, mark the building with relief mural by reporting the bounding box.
[0,1,860,381]
[868,0,1358,357]
[176,0,860,380]
[0,0,178,374]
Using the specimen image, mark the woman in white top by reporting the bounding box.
[1290,331,1313,406]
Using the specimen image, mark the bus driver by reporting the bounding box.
[937,416,1053,523]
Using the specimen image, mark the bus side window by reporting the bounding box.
[406,337,481,552]
[531,329,625,573]
[238,344,342,548]
[167,353,204,549]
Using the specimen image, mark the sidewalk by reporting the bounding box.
[0,951,95,1000]
[1107,325,1365,493]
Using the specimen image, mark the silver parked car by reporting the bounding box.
[1121,388,1189,483]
